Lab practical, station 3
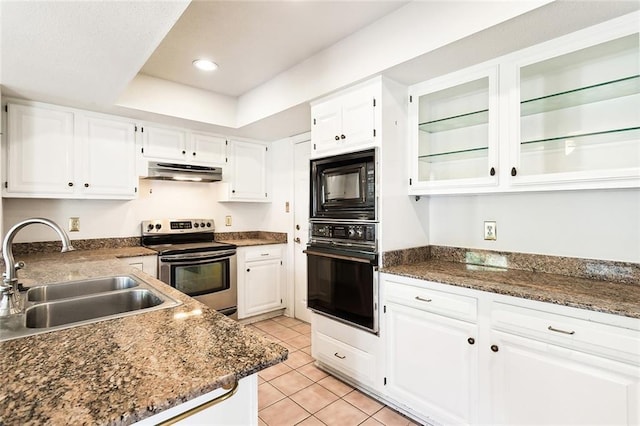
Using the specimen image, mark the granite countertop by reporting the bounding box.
[0,252,287,425]
[215,231,287,247]
[382,259,640,319]
[218,238,286,247]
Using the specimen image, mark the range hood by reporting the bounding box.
[144,162,222,182]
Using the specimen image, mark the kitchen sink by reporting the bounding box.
[26,289,163,328]
[0,275,180,341]
[27,276,139,302]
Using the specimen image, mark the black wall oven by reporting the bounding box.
[305,221,378,334]
[310,149,376,220]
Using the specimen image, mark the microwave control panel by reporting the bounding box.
[310,222,376,243]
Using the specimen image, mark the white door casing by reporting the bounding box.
[293,139,311,322]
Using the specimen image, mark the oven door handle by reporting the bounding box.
[303,249,375,265]
[159,249,236,263]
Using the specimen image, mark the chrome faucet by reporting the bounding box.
[0,218,75,317]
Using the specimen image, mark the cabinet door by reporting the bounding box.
[190,132,226,166]
[78,116,137,198]
[408,65,499,195]
[340,88,375,151]
[385,302,478,425]
[311,99,342,157]
[242,258,283,317]
[6,103,75,195]
[488,330,640,426]
[141,125,188,161]
[510,26,639,189]
[228,140,268,201]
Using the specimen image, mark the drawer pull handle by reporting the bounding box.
[334,352,346,359]
[261,253,269,256]
[415,296,432,303]
[548,326,575,335]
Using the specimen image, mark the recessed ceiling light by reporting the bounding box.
[192,59,218,72]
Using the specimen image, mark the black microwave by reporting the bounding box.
[310,149,376,220]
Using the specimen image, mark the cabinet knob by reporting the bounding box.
[193,152,196,156]
[490,167,495,176]
[294,237,301,244]
[84,183,89,188]
[491,344,499,352]
[232,190,236,194]
[468,337,475,345]
[68,182,74,187]
[182,150,186,155]
[246,268,250,272]
[334,135,340,141]
[511,167,517,177]
[340,134,346,140]
[296,224,301,230]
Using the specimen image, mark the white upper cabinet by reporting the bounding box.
[217,139,270,202]
[408,12,640,195]
[508,22,639,190]
[141,125,226,167]
[311,80,378,158]
[408,65,499,195]
[4,102,137,199]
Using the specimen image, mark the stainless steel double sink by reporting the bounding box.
[0,275,180,341]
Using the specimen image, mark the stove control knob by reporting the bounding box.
[194,223,199,228]
[201,222,205,228]
[206,222,212,228]
[147,224,154,231]
[348,228,356,238]
[155,223,162,230]
[356,228,364,238]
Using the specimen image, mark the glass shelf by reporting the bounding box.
[520,126,640,152]
[419,146,488,163]
[419,109,488,133]
[521,75,640,116]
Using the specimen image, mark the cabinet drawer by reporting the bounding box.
[313,331,375,387]
[384,279,477,322]
[492,302,640,365]
[244,246,282,262]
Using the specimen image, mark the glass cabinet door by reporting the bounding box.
[515,33,639,183]
[409,66,498,192]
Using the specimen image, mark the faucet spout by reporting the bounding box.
[2,218,75,284]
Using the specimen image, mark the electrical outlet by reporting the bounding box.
[225,215,232,226]
[484,221,496,241]
[285,201,290,213]
[69,217,80,232]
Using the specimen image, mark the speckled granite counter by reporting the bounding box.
[382,259,640,319]
[215,231,287,247]
[0,251,287,425]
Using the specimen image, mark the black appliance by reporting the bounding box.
[141,218,238,318]
[310,149,376,220]
[305,221,378,333]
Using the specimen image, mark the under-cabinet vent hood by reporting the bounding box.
[144,162,222,182]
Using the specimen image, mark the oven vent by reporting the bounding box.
[143,162,222,183]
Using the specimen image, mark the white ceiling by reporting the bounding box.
[141,1,407,97]
[1,1,638,141]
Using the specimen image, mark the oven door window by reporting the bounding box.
[172,260,229,297]
[307,252,374,331]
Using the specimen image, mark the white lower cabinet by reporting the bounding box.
[121,255,158,279]
[237,245,285,319]
[133,374,258,425]
[376,273,640,426]
[311,312,384,392]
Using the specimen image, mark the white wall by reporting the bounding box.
[2,179,271,243]
[428,189,640,263]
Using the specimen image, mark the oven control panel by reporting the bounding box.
[142,218,215,235]
[310,222,376,244]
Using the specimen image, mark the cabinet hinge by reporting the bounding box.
[135,125,137,132]
[383,305,386,314]
[313,143,316,150]
[225,140,228,145]
[280,261,283,266]
[373,129,376,137]
[141,147,144,154]
[384,377,387,386]
[409,95,413,103]
[134,187,137,193]
[280,299,283,304]
[141,127,144,133]
[225,158,228,163]
[409,178,412,186]
[373,98,376,107]
[265,146,268,152]
[4,182,7,189]
[4,105,7,112]
[313,118,316,125]
[265,192,268,198]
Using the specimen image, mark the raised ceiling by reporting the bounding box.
[141,1,407,97]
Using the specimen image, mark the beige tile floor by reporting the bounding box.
[246,316,420,426]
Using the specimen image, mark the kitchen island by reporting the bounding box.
[0,249,288,425]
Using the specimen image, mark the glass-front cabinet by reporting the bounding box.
[408,12,639,195]
[409,65,499,195]
[510,29,639,189]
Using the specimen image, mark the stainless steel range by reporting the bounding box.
[141,218,237,318]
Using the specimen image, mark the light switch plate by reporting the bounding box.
[484,221,496,240]
[225,215,232,226]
